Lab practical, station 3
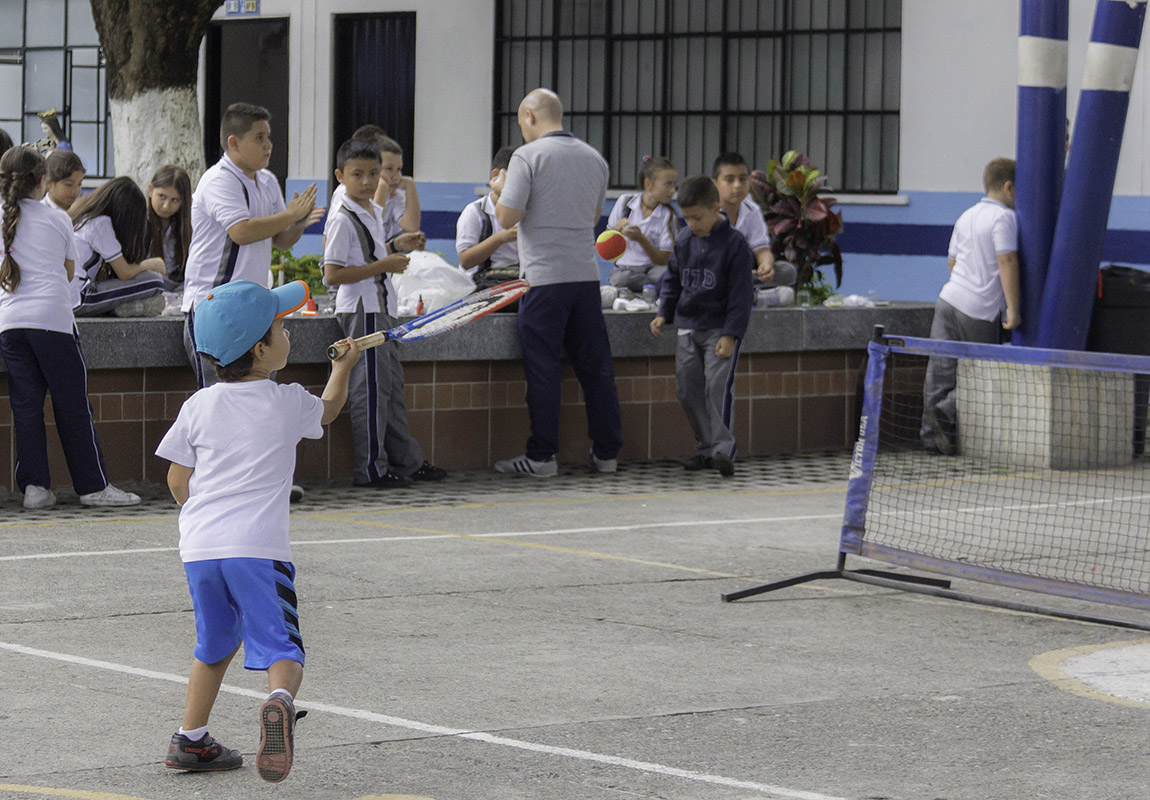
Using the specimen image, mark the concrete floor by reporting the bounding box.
[1,454,1148,800]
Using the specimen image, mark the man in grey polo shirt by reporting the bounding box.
[493,88,623,477]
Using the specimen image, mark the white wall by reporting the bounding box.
[902,0,1150,195]
[216,0,494,182]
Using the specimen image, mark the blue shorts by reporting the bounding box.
[183,558,305,670]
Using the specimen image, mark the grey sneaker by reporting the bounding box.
[23,485,56,509]
[80,484,141,506]
[258,692,298,782]
[164,732,242,772]
[112,293,165,317]
[494,454,557,477]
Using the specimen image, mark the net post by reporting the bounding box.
[839,334,891,554]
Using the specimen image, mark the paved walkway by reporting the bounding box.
[1,453,1147,799]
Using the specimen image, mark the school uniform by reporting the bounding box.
[325,196,423,483]
[455,192,519,284]
[0,199,109,494]
[724,197,796,288]
[182,154,286,387]
[659,218,755,461]
[72,216,164,317]
[42,194,83,307]
[605,193,676,292]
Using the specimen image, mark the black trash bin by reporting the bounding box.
[1087,265,1150,454]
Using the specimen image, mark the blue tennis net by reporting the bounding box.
[842,334,1150,610]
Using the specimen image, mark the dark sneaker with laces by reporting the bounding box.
[410,461,447,481]
[354,471,413,488]
[257,693,298,782]
[164,732,242,772]
[683,455,712,471]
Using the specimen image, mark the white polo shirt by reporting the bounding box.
[0,199,78,335]
[323,184,348,238]
[940,197,1017,322]
[724,197,770,253]
[381,187,406,240]
[73,215,123,285]
[182,155,286,311]
[155,379,325,564]
[324,197,396,316]
[606,193,676,268]
[455,193,518,276]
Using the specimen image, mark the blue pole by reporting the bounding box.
[1036,0,1147,350]
[1014,0,1068,347]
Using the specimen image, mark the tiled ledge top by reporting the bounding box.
[21,303,935,371]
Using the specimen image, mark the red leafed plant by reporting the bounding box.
[751,151,844,297]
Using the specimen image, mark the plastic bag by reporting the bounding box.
[392,251,476,316]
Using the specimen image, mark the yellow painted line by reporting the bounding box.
[0,786,156,800]
[301,516,748,579]
[0,516,173,530]
[1029,638,1150,709]
[301,485,851,521]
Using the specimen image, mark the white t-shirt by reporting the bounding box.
[940,197,1018,322]
[0,199,78,335]
[455,193,518,277]
[323,184,348,238]
[606,193,676,268]
[155,380,325,563]
[381,187,406,240]
[725,197,770,253]
[182,155,286,311]
[73,215,123,285]
[324,197,396,316]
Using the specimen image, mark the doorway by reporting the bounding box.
[332,13,417,177]
[204,17,290,188]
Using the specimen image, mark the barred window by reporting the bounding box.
[493,0,901,193]
[0,0,113,176]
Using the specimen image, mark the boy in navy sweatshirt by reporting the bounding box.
[651,175,754,477]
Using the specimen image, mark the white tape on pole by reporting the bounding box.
[1019,36,1069,88]
[1082,41,1141,92]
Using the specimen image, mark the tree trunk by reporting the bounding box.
[90,0,222,187]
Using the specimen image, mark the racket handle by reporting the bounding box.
[327,330,389,360]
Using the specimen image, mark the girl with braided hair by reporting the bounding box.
[0,145,139,508]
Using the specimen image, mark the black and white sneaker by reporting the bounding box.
[494,454,557,477]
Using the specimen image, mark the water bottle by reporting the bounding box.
[642,283,657,303]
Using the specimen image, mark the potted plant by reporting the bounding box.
[751,151,844,305]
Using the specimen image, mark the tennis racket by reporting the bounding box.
[327,279,530,360]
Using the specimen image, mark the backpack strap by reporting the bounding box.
[475,197,495,275]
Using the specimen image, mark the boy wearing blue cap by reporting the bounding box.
[155,280,359,782]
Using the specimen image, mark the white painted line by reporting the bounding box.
[0,640,850,800]
[0,513,843,562]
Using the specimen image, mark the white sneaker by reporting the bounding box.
[494,454,557,478]
[23,485,56,509]
[588,452,617,473]
[79,484,141,507]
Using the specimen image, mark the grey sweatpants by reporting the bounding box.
[675,329,741,459]
[338,303,423,483]
[920,298,1003,447]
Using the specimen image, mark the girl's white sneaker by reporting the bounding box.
[80,484,141,507]
[23,485,56,509]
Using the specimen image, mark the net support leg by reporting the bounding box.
[839,571,1150,632]
[720,570,846,603]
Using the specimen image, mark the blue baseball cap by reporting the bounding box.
[194,280,310,366]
